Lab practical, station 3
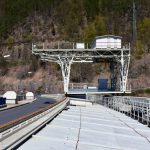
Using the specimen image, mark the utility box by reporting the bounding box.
[76,43,85,49]
[98,79,108,91]
[91,35,122,49]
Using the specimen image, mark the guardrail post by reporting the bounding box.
[142,103,144,123]
[106,98,108,108]
[111,97,113,109]
[130,100,132,117]
[147,106,149,126]
[118,99,120,112]
[133,101,135,119]
[108,98,110,108]
[113,98,115,110]
[138,106,140,121]
[136,101,138,120]
[122,97,125,114]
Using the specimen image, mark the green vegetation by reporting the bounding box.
[0,0,150,46]
[138,18,150,53]
[0,56,8,68]
[131,88,150,96]
[83,16,106,43]
[0,0,54,34]
[135,40,145,59]
[0,55,8,76]
[6,36,15,49]
[145,88,150,94]
[0,0,150,66]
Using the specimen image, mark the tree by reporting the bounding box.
[94,16,106,35]
[83,23,96,43]
[83,15,106,43]
[0,55,8,76]
[138,18,150,52]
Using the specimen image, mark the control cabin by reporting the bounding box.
[91,35,122,49]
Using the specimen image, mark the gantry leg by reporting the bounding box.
[58,57,74,94]
[120,49,130,92]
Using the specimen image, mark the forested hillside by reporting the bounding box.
[0,0,150,94]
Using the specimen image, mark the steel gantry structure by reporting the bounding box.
[32,42,130,94]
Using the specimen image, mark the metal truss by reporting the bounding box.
[32,43,130,93]
[120,49,131,92]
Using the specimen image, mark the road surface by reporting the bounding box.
[0,96,56,126]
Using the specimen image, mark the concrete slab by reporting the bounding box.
[19,136,76,150]
[18,100,150,150]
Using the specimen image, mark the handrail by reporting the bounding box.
[33,42,130,50]
[87,95,150,126]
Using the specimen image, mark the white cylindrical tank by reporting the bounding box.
[3,91,17,104]
[26,92,34,100]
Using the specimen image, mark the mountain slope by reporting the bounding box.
[0,0,149,94]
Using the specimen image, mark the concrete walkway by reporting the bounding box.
[19,100,150,150]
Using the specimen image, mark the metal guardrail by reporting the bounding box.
[69,83,131,92]
[0,97,68,141]
[69,83,97,89]
[34,42,130,50]
[87,95,150,126]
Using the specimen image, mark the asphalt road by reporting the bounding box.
[0,96,56,126]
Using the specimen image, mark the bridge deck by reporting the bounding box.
[19,99,150,150]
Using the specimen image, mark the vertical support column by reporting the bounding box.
[120,49,125,92]
[58,57,74,94]
[120,49,130,92]
[147,105,149,126]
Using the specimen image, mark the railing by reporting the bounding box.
[87,95,150,126]
[69,83,97,89]
[69,83,131,92]
[33,42,130,50]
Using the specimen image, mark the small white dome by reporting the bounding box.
[3,91,17,99]
[26,92,34,97]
